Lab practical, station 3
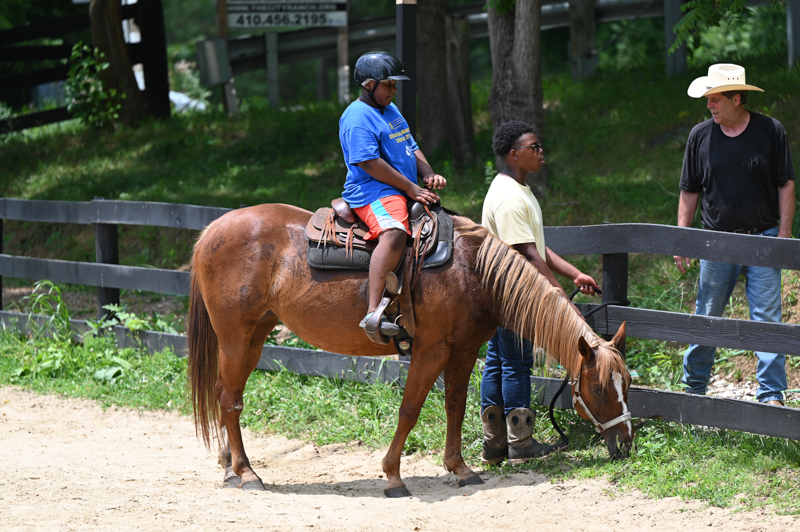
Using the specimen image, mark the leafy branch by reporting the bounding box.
[64,41,125,129]
[670,0,786,54]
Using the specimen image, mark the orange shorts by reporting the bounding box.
[353,195,410,240]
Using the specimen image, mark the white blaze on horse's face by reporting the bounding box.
[612,370,632,436]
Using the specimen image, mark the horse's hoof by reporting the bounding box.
[458,475,484,487]
[240,480,266,491]
[384,486,412,498]
[222,475,242,488]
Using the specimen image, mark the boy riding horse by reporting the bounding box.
[338,51,447,342]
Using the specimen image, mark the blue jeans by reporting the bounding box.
[682,227,786,403]
[481,327,534,415]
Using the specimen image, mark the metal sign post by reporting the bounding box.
[396,0,416,139]
[218,0,240,115]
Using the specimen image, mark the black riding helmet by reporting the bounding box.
[353,51,410,112]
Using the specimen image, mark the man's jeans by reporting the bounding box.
[481,327,534,415]
[683,227,786,402]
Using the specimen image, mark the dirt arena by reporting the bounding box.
[1,387,796,531]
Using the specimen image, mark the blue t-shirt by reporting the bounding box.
[339,100,419,208]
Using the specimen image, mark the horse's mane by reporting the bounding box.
[456,222,626,389]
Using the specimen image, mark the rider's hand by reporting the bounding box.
[674,255,691,275]
[573,273,600,296]
[408,184,439,205]
[422,173,447,190]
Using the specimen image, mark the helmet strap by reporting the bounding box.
[367,81,386,114]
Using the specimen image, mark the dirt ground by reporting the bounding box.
[2,386,797,532]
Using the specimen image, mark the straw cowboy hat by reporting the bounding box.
[687,63,764,98]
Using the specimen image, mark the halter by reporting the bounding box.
[570,370,631,433]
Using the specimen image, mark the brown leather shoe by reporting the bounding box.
[766,400,785,406]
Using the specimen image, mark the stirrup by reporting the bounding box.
[359,297,399,344]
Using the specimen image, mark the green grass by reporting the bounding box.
[2,325,799,513]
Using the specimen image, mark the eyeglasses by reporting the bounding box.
[381,81,398,90]
[515,142,543,154]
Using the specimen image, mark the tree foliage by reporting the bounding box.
[671,0,787,53]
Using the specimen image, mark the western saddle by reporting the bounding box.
[304,197,453,355]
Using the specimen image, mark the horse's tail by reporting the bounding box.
[187,268,220,450]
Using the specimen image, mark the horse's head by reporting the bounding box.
[571,322,633,460]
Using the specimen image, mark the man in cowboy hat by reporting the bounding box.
[674,63,795,406]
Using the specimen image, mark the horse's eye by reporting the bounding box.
[591,387,602,395]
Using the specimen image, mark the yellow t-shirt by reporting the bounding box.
[481,173,546,259]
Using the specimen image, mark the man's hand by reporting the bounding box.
[674,255,691,274]
[573,273,600,296]
[422,173,447,190]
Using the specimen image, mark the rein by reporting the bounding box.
[548,288,631,446]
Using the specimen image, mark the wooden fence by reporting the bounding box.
[1,197,799,440]
[0,0,169,134]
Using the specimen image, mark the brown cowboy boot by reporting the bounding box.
[480,405,508,465]
[506,407,565,464]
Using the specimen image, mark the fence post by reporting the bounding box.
[337,3,350,105]
[569,0,597,81]
[265,31,279,110]
[602,252,628,357]
[396,0,416,138]
[664,0,687,76]
[137,0,170,119]
[217,0,240,116]
[0,215,3,311]
[94,198,120,321]
[789,0,800,70]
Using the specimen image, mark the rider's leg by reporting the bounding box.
[367,228,407,313]
[353,196,410,339]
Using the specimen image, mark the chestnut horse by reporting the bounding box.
[187,203,633,497]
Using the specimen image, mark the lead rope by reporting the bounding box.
[548,287,630,444]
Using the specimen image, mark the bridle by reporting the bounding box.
[547,287,631,444]
[570,369,631,433]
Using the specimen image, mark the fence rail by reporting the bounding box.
[225,0,671,76]
[1,197,799,441]
[0,0,168,134]
[1,309,797,441]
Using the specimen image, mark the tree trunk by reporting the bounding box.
[446,14,476,167]
[416,0,449,155]
[90,0,146,127]
[487,0,547,193]
[416,0,476,168]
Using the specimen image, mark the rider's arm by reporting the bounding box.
[357,158,439,204]
[414,150,447,190]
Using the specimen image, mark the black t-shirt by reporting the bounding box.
[679,111,795,232]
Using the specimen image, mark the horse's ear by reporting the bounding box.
[578,336,593,361]
[611,321,627,351]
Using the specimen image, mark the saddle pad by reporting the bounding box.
[307,207,454,271]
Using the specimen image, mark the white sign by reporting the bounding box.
[227,0,347,28]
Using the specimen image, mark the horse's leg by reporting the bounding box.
[216,316,278,491]
[217,425,239,488]
[442,349,484,487]
[381,343,450,498]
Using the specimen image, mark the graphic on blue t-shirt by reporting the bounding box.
[339,101,419,208]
